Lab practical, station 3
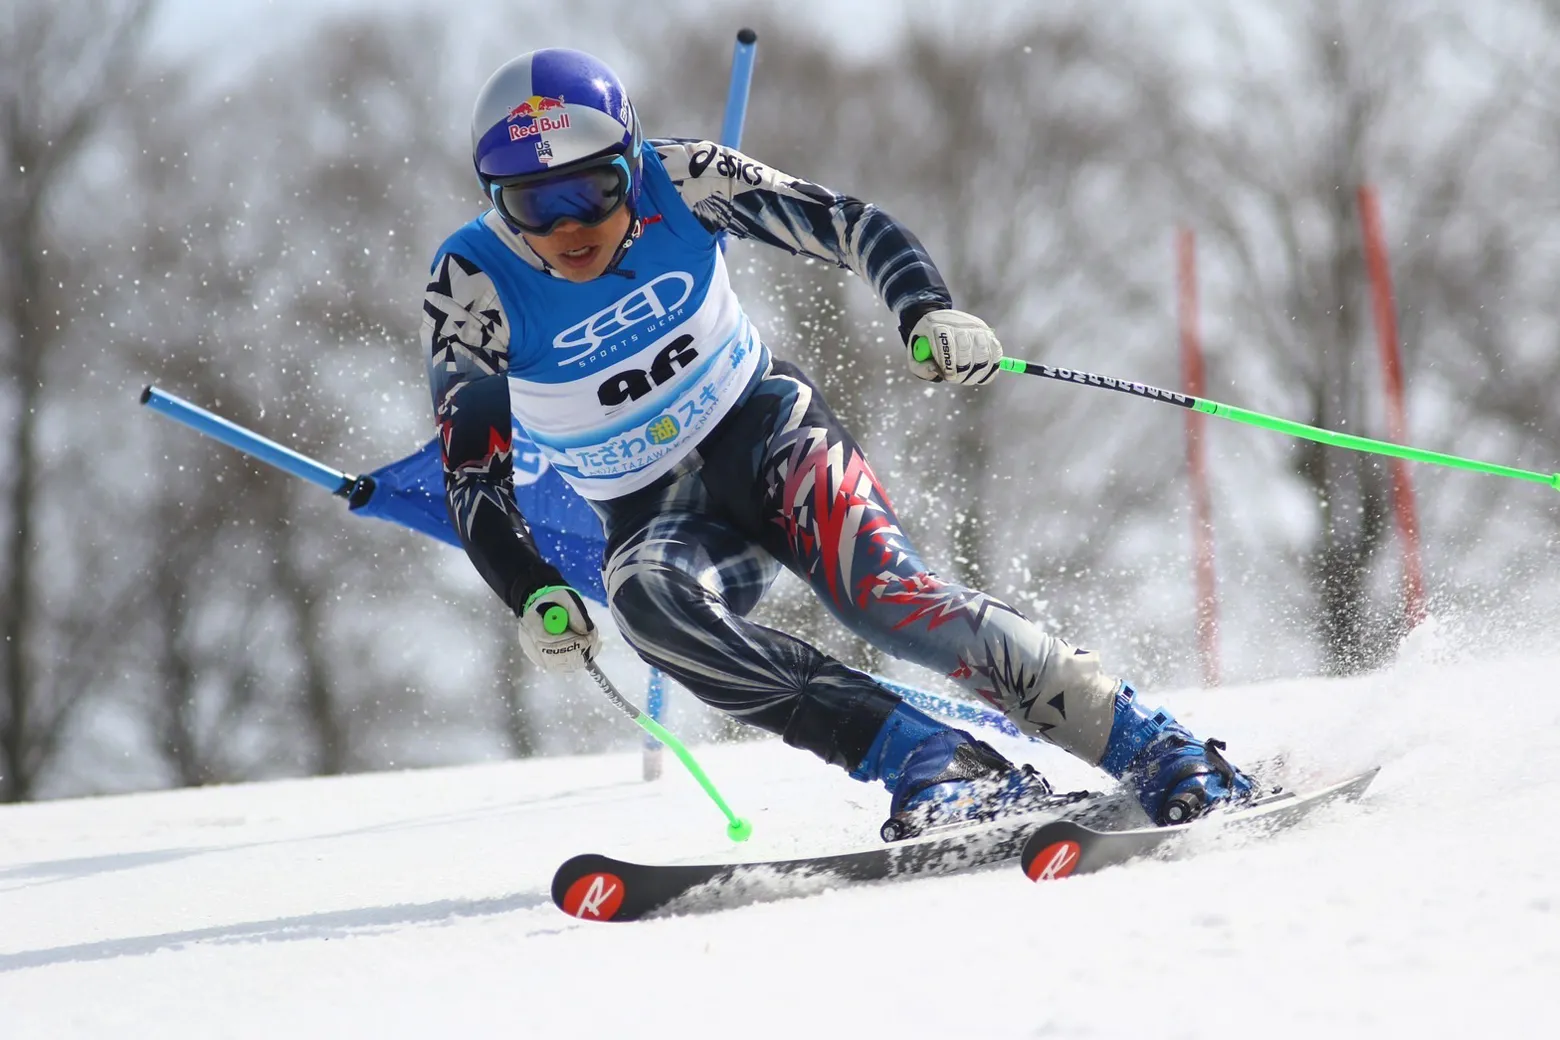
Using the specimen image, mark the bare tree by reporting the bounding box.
[103,14,496,785]
[1141,1,1547,672]
[0,0,157,800]
[6,10,549,796]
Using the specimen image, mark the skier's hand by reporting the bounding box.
[518,585,598,672]
[906,309,1003,386]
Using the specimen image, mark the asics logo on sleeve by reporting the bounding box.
[553,271,696,366]
[688,144,765,186]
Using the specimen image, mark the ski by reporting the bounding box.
[1020,766,1381,882]
[552,791,1131,922]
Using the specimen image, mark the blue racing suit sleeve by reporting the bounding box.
[653,138,954,343]
[422,250,564,614]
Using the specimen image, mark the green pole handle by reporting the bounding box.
[912,335,932,363]
[542,605,569,635]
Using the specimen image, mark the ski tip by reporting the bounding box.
[1345,765,1383,799]
[1019,765,1386,884]
[552,854,631,923]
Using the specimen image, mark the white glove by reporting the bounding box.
[906,309,1003,386]
[518,585,599,672]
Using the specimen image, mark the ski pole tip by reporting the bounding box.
[727,817,754,842]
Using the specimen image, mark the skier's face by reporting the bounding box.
[522,206,633,282]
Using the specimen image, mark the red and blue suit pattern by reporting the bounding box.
[595,360,1111,772]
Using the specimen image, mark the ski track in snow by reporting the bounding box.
[1,642,1556,1039]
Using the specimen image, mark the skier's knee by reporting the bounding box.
[1013,640,1124,765]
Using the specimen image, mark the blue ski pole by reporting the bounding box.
[639,27,764,779]
[720,28,758,155]
[714,27,757,259]
[140,385,355,495]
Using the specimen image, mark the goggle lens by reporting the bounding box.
[492,157,630,235]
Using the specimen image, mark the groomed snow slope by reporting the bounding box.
[2,632,1556,1039]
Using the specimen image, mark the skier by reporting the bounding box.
[422,47,1256,837]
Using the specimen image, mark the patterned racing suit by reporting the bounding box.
[422,139,1122,776]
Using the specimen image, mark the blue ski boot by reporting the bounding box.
[855,701,1055,842]
[1100,685,1259,825]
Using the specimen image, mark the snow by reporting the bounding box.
[2,638,1556,1039]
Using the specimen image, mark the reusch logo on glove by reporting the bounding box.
[553,272,695,366]
[936,330,954,369]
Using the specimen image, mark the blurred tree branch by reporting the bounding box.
[0,0,157,800]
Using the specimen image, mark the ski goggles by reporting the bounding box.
[487,153,633,236]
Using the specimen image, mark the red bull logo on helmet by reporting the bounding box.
[506,95,570,142]
[506,95,566,122]
[509,114,569,142]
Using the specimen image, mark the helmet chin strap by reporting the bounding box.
[599,210,646,279]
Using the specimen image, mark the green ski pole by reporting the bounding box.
[542,605,753,843]
[910,338,1560,492]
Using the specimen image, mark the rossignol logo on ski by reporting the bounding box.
[562,871,626,920]
[1025,839,1081,881]
[553,272,695,366]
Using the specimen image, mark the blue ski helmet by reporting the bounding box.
[470,49,644,228]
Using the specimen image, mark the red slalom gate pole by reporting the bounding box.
[1177,227,1221,686]
[1357,185,1428,629]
